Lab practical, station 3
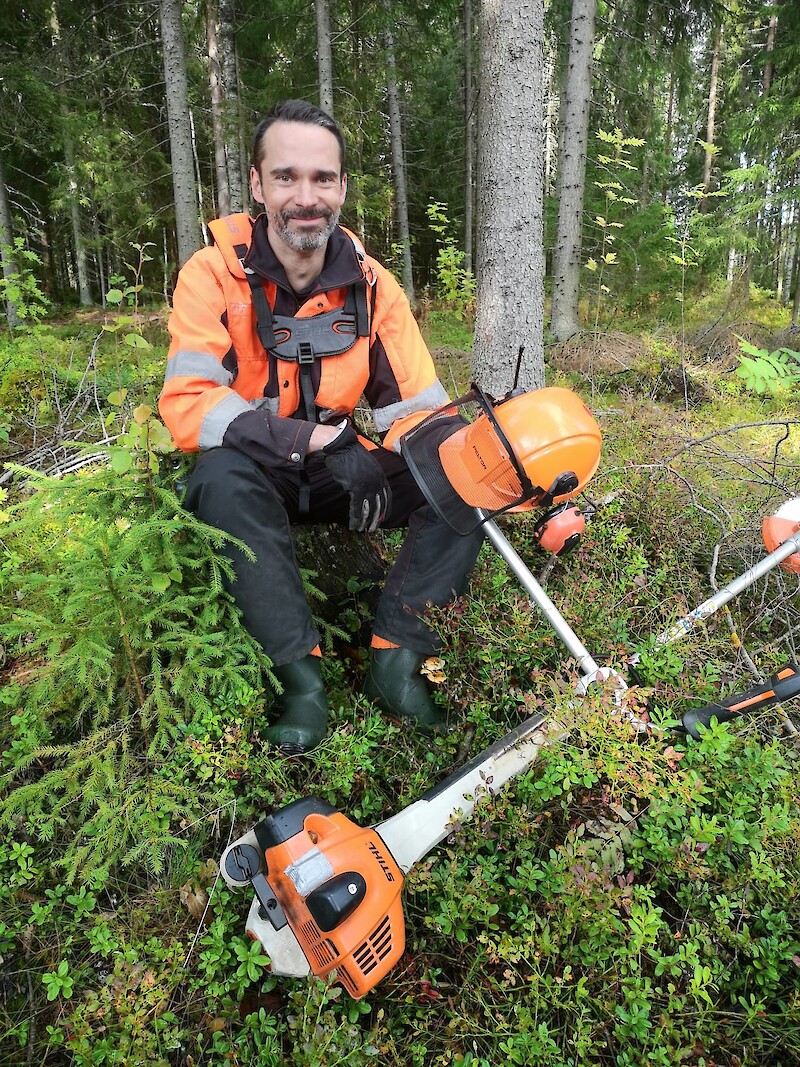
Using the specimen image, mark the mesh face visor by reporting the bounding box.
[400,385,540,535]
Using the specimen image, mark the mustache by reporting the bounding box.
[283,206,335,221]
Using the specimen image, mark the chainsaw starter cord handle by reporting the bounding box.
[323,424,391,533]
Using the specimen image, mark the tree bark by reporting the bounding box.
[0,158,21,329]
[219,0,244,212]
[160,0,201,267]
[50,3,92,306]
[207,0,230,217]
[383,1,415,303]
[550,0,597,343]
[700,26,721,212]
[474,0,545,393]
[316,0,335,116]
[464,0,475,275]
[661,69,675,205]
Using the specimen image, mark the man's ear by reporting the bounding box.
[340,172,348,201]
[250,166,265,205]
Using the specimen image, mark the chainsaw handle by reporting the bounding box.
[681,664,800,739]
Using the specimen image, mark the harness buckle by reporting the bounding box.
[297,341,315,365]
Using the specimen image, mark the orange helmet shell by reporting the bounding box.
[437,387,602,512]
[762,498,800,574]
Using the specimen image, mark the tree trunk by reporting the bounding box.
[190,110,210,247]
[464,0,475,275]
[383,1,415,303]
[316,0,335,116]
[207,0,230,217]
[661,69,675,204]
[700,26,721,212]
[49,2,92,307]
[474,0,545,393]
[62,113,93,306]
[160,0,201,267]
[219,0,244,212]
[0,159,21,329]
[550,0,597,343]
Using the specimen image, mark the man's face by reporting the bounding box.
[250,121,347,254]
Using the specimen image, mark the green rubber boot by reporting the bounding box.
[365,647,447,733]
[265,655,329,755]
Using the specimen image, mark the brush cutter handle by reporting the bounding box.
[681,663,800,738]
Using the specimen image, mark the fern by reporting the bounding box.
[734,337,800,395]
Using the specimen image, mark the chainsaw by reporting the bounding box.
[221,708,566,998]
[220,385,800,998]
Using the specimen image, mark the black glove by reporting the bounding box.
[323,425,392,533]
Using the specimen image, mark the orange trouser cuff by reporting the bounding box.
[371,635,401,650]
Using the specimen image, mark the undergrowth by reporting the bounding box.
[1,312,800,1065]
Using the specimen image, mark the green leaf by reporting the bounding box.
[151,574,172,593]
[123,333,151,349]
[109,449,133,474]
[107,389,128,406]
[106,288,124,305]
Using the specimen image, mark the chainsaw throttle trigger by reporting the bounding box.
[306,871,367,931]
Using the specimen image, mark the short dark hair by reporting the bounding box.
[252,100,346,175]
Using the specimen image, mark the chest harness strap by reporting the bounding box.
[235,244,373,514]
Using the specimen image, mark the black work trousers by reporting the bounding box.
[184,446,484,666]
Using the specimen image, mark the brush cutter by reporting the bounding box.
[220,384,800,998]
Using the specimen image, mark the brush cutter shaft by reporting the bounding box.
[656,529,800,647]
[481,516,602,679]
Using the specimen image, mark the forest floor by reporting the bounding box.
[1,298,800,1066]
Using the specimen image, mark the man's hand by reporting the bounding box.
[322,425,391,532]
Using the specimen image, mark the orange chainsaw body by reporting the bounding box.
[241,801,405,999]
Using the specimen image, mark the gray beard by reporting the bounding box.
[269,206,340,253]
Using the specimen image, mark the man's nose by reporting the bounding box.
[293,179,318,207]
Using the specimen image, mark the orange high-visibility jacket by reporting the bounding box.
[159,214,449,469]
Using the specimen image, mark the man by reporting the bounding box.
[159,100,483,755]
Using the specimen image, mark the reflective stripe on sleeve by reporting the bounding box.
[198,392,253,449]
[164,351,235,387]
[252,396,280,415]
[372,380,449,433]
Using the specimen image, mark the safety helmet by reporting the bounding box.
[401,384,602,535]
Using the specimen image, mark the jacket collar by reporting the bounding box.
[245,213,364,297]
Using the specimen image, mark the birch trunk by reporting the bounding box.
[383,2,415,303]
[160,0,201,266]
[219,0,244,212]
[207,0,230,217]
[700,26,721,212]
[550,0,597,343]
[0,159,21,329]
[474,0,545,392]
[316,0,335,116]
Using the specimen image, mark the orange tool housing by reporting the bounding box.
[245,802,405,999]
